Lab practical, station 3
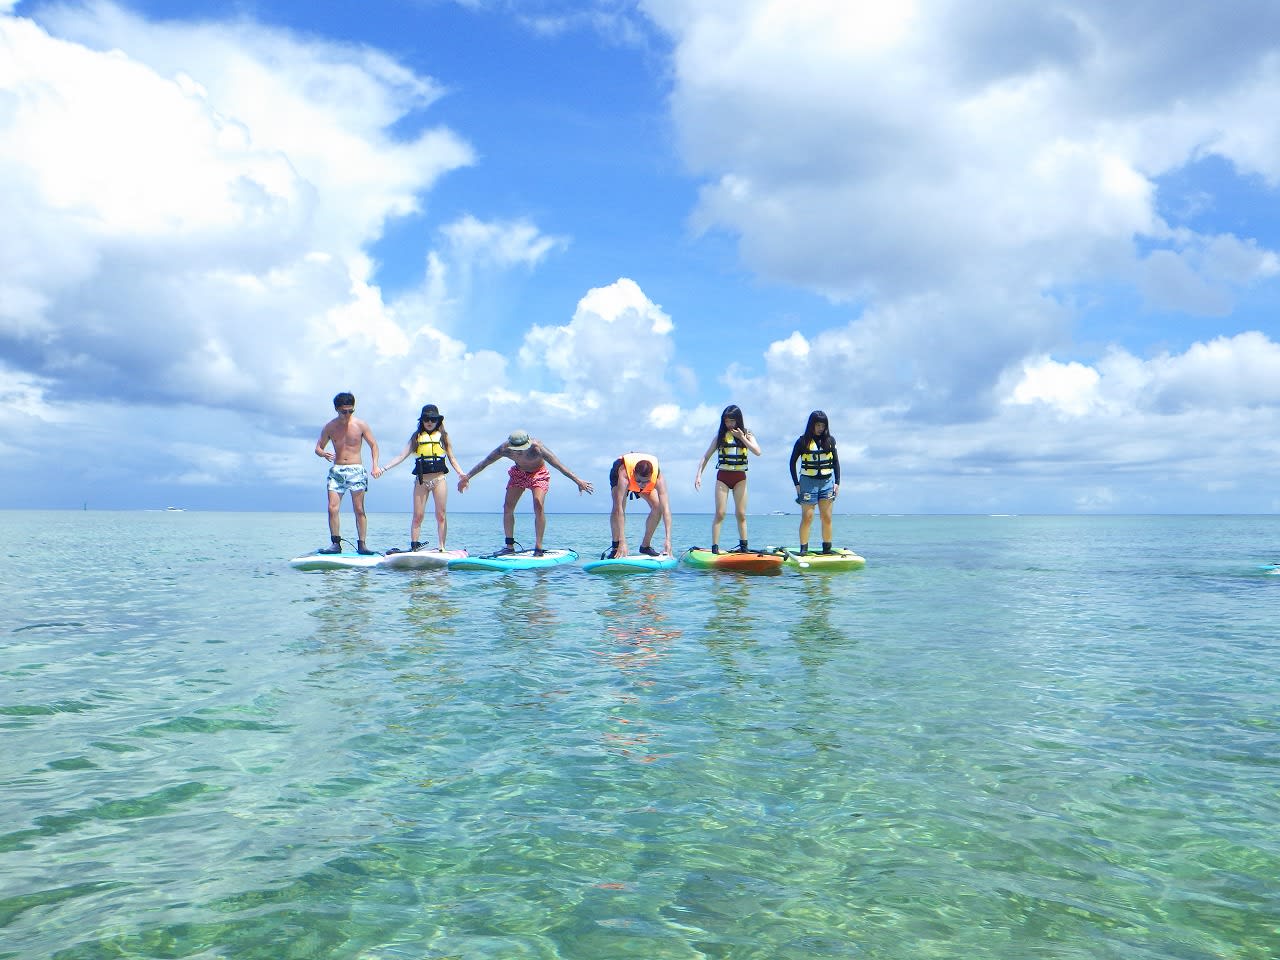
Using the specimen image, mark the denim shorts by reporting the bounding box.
[795,474,836,504]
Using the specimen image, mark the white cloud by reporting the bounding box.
[441,215,568,269]
[0,4,476,419]
[642,0,1280,415]
[1142,332,1280,412]
[0,4,610,509]
[1006,358,1100,417]
[6,1,1280,515]
[518,277,676,421]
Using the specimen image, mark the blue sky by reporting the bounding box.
[4,0,1280,519]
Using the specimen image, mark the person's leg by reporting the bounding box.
[352,489,371,550]
[410,480,428,546]
[609,463,627,556]
[798,502,816,552]
[641,500,661,550]
[321,489,344,551]
[500,485,524,552]
[732,480,749,547]
[327,490,343,539]
[819,497,835,548]
[431,477,449,548]
[711,481,729,549]
[531,487,547,551]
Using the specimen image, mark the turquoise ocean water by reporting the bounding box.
[3,510,1278,959]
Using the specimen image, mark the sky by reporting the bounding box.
[5,0,1280,519]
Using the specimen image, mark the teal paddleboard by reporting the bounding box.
[448,548,578,571]
[583,553,677,574]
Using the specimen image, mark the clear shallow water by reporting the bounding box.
[3,511,1279,959]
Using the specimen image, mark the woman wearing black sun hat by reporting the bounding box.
[380,404,465,553]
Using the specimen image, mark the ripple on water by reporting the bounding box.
[2,513,1280,959]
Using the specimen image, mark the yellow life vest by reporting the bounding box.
[620,452,660,495]
[799,440,834,477]
[414,431,447,476]
[717,431,748,470]
[416,431,444,458]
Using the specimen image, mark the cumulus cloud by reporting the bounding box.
[0,4,477,424]
[650,0,1280,295]
[0,3,608,509]
[641,0,1280,414]
[603,0,1280,513]
[1006,358,1101,417]
[6,0,1280,515]
[518,277,676,422]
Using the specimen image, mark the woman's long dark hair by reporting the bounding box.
[714,404,747,447]
[407,405,449,447]
[802,410,835,450]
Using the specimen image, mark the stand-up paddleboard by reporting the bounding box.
[780,547,866,572]
[381,547,468,570]
[290,549,385,571]
[583,553,678,574]
[681,548,784,574]
[448,548,578,572]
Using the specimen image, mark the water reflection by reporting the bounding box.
[592,576,683,765]
[699,575,761,686]
[298,570,382,655]
[595,577,682,676]
[489,573,558,643]
[788,574,856,674]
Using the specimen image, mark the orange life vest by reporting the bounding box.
[620,452,660,495]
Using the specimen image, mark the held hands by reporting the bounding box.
[457,475,470,493]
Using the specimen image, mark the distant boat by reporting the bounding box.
[165,507,185,512]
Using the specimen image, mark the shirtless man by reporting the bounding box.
[457,430,593,555]
[314,392,382,554]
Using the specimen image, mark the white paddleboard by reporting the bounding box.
[381,548,467,570]
[289,550,385,571]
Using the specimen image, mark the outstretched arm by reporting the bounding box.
[458,445,505,492]
[539,445,594,494]
[444,436,465,477]
[382,442,413,473]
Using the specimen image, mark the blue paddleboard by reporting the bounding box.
[448,548,578,571]
[582,553,677,574]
